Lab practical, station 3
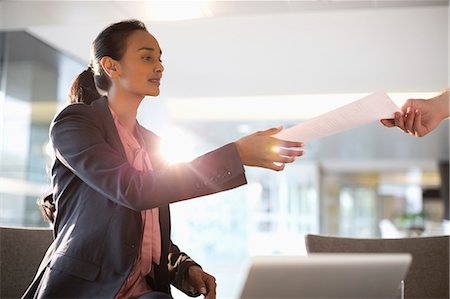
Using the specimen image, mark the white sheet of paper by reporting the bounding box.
[274,91,400,142]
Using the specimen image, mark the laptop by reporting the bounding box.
[239,253,411,299]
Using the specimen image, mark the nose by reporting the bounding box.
[156,61,164,73]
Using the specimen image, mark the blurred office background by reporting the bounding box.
[1,1,449,298]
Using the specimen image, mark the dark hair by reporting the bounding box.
[38,192,55,223]
[69,19,148,104]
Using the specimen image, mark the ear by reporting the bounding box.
[100,56,121,78]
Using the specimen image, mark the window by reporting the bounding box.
[0,31,84,227]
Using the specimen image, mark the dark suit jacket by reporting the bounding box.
[23,97,247,298]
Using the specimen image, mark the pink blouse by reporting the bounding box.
[110,107,162,299]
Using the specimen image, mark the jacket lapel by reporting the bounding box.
[91,97,127,160]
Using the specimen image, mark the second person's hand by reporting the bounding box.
[380,90,449,137]
[234,126,305,171]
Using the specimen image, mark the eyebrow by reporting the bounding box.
[137,47,162,55]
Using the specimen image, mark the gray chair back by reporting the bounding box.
[305,234,449,299]
[0,226,53,298]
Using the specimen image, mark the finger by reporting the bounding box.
[204,290,216,299]
[204,276,217,299]
[275,156,297,164]
[189,275,207,296]
[400,99,413,112]
[413,109,424,137]
[266,150,304,165]
[197,285,207,296]
[276,140,304,148]
[394,112,407,132]
[404,106,416,134]
[380,119,396,127]
[277,148,304,157]
[265,161,285,171]
[259,126,283,136]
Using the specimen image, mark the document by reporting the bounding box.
[275,91,400,142]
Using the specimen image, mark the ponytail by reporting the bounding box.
[68,67,101,104]
[38,192,55,224]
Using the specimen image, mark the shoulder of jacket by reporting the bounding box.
[52,97,107,123]
[54,102,95,118]
[50,101,108,136]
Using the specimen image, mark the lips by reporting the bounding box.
[149,79,160,85]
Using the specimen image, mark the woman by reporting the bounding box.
[23,20,304,299]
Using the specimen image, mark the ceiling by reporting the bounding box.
[1,1,448,30]
[3,0,444,97]
[1,0,448,65]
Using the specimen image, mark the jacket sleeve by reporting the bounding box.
[50,104,247,211]
[168,242,202,297]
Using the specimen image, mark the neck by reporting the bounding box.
[107,87,143,132]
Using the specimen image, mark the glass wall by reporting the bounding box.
[0,31,84,227]
[319,164,447,238]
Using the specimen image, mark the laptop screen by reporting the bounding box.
[239,253,411,299]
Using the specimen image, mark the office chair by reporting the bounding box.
[305,234,449,299]
[0,226,53,298]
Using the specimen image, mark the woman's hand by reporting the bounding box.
[235,127,305,171]
[184,266,216,299]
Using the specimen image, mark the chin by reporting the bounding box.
[145,90,160,97]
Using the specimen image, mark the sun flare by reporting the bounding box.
[159,126,197,165]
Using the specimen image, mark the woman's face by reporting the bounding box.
[116,30,164,97]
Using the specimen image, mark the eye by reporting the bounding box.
[142,56,152,61]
